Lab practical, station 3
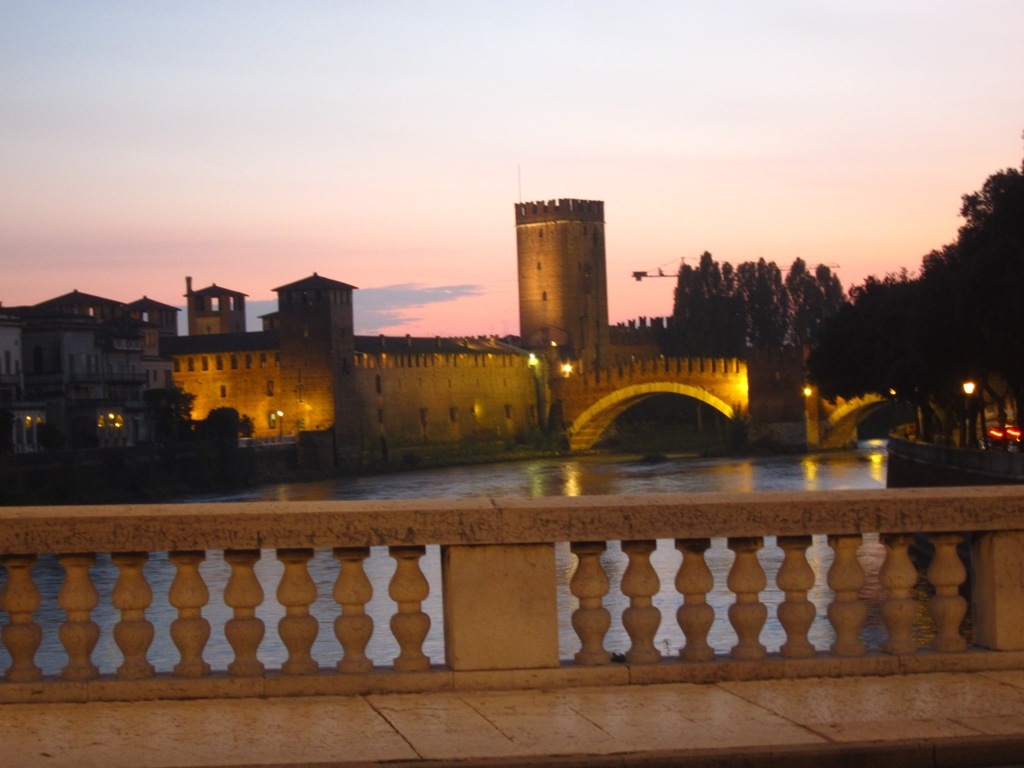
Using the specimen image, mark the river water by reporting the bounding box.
[6,441,894,674]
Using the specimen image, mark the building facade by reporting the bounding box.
[165,275,540,460]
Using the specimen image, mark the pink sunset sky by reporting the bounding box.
[2,1,1022,336]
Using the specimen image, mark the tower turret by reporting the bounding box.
[515,198,609,367]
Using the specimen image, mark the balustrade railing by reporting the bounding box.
[1,488,1023,702]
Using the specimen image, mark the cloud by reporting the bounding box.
[355,284,484,333]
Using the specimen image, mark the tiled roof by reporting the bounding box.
[354,335,527,356]
[191,284,248,298]
[161,330,279,356]
[274,273,358,292]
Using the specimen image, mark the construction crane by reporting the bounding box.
[632,259,683,281]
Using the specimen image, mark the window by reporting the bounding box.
[260,353,267,368]
[219,385,227,398]
[375,375,382,394]
[230,354,238,370]
[377,408,384,424]
[173,359,180,372]
[245,354,252,369]
[267,380,274,396]
[268,411,277,429]
[449,407,458,423]
[504,404,513,419]
[201,356,209,371]
[216,355,223,371]
[187,357,195,372]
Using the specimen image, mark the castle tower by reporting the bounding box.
[185,277,248,335]
[273,273,358,442]
[515,199,609,367]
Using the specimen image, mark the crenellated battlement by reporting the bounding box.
[515,198,604,225]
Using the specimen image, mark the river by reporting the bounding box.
[6,441,893,674]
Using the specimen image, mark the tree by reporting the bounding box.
[735,258,789,348]
[145,387,195,444]
[199,407,241,450]
[670,252,746,357]
[668,253,846,356]
[785,259,845,346]
[808,157,1024,443]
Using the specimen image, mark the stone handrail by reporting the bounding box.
[1,487,1023,702]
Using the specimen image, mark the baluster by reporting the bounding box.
[621,540,661,663]
[111,552,155,679]
[727,537,767,660]
[776,536,816,658]
[928,533,967,652]
[879,534,917,655]
[333,547,374,673]
[389,546,430,672]
[827,534,866,657]
[224,549,265,676]
[276,548,319,675]
[168,551,210,677]
[0,554,42,682]
[569,541,611,665]
[675,538,714,662]
[58,553,99,681]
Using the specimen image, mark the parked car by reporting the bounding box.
[986,424,1021,451]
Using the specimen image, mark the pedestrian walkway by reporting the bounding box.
[2,670,1024,767]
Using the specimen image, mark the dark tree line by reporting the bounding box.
[807,160,1024,443]
[663,251,845,357]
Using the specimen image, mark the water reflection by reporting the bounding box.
[2,443,899,673]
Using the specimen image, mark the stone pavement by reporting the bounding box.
[2,670,1024,768]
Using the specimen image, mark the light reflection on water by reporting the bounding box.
[4,441,901,673]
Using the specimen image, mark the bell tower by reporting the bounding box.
[515,199,609,367]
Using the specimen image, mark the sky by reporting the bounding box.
[2,1,1022,336]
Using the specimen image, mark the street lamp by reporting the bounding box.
[276,410,284,440]
[962,382,976,448]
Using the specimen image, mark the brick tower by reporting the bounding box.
[515,199,609,367]
[273,273,358,443]
[185,277,247,335]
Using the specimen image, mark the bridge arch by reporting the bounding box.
[566,382,736,452]
[820,394,887,449]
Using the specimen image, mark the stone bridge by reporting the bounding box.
[551,356,749,451]
[816,393,889,449]
[550,355,892,452]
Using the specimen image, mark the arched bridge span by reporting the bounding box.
[552,357,749,452]
[819,394,887,449]
[566,382,737,451]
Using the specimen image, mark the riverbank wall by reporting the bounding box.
[887,436,1024,487]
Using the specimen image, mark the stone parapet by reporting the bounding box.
[1,487,1024,703]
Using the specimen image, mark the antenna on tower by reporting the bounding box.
[517,164,522,202]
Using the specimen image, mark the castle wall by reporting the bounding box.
[351,350,539,457]
[171,348,283,437]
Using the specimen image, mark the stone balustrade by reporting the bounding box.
[1,487,1024,702]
